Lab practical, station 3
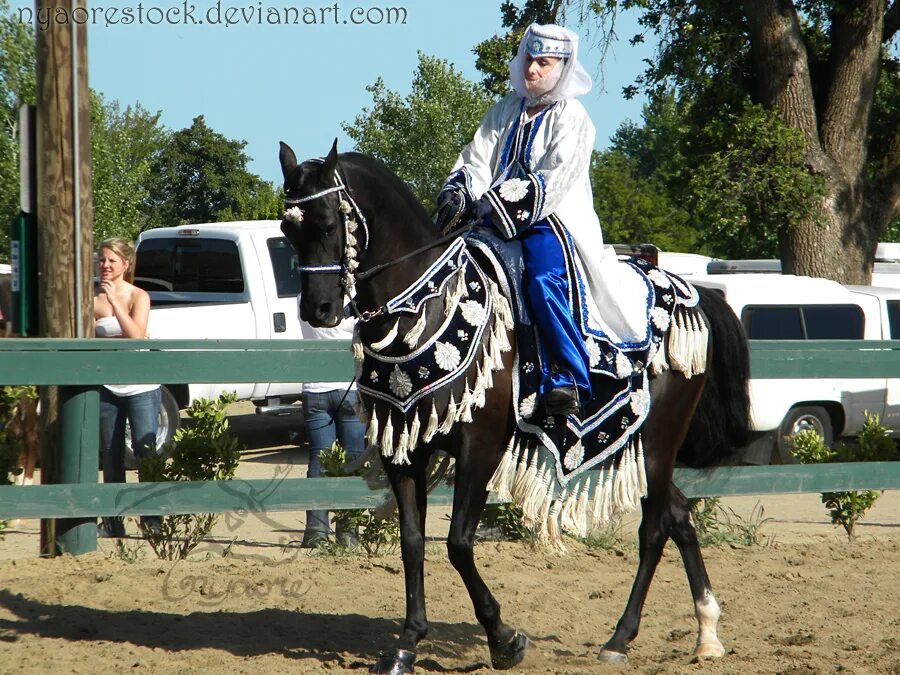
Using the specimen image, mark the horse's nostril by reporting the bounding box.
[316,302,333,319]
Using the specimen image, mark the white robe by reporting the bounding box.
[447,93,650,346]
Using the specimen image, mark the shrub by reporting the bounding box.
[788,413,896,540]
[319,441,400,556]
[139,392,242,559]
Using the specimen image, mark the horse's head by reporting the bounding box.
[279,140,349,327]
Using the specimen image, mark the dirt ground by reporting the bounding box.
[2,404,899,673]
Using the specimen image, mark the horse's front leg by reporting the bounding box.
[447,431,527,670]
[370,449,429,675]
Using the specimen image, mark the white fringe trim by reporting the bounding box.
[486,434,649,549]
[371,318,400,352]
[653,307,708,379]
[404,310,428,349]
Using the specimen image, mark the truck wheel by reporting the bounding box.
[775,406,834,463]
[124,386,181,469]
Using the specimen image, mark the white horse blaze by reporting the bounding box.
[693,591,726,658]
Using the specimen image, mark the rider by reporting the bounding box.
[435,23,598,417]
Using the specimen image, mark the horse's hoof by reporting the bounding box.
[490,632,529,670]
[693,640,725,659]
[370,648,416,674]
[597,648,628,664]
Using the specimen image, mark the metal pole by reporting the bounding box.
[70,0,82,338]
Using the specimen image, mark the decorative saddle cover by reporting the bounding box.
[466,228,703,485]
[354,227,707,544]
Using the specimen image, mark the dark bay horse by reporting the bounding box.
[279,140,751,673]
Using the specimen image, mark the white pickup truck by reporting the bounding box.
[134,220,307,446]
[686,273,900,463]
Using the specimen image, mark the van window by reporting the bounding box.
[743,307,804,339]
[267,237,302,298]
[135,238,244,293]
[742,304,864,340]
[888,301,900,339]
[802,305,864,339]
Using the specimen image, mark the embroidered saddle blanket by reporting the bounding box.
[466,228,703,484]
[353,227,707,543]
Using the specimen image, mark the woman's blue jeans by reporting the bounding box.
[99,387,161,534]
[302,389,365,537]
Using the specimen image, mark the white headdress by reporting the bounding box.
[509,23,592,106]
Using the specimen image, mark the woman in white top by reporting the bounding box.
[94,237,161,538]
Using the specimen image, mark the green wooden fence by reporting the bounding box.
[2,338,900,555]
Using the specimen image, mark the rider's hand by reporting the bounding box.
[434,189,467,234]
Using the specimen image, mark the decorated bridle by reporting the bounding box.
[283,160,475,321]
[282,162,369,299]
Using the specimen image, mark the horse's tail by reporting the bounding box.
[677,286,751,468]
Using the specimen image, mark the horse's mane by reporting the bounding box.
[340,152,437,234]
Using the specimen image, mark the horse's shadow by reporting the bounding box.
[0,589,489,670]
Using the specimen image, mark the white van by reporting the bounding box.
[689,274,900,463]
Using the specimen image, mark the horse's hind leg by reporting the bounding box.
[668,485,725,658]
[447,435,527,670]
[371,451,430,675]
[599,371,706,663]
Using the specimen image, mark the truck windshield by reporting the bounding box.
[135,238,244,293]
[267,237,302,298]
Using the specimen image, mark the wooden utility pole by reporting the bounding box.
[35,0,94,555]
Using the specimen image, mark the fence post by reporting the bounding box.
[55,385,99,555]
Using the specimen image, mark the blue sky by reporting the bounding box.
[14,1,655,186]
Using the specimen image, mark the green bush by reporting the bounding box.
[788,413,896,540]
[0,386,39,538]
[138,392,242,559]
[319,441,400,556]
[480,503,535,543]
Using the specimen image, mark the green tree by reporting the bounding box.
[0,0,36,261]
[576,0,899,282]
[591,148,695,251]
[91,94,169,242]
[145,115,280,227]
[343,52,494,208]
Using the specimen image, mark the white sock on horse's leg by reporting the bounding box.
[693,591,726,658]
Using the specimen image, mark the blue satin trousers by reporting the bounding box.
[520,220,592,403]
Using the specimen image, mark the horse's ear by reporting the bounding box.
[322,138,339,174]
[279,141,298,179]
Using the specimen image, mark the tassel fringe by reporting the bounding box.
[486,434,649,550]
[371,318,400,352]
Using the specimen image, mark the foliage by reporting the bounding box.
[145,115,281,228]
[90,93,169,242]
[0,385,38,537]
[342,52,494,209]
[579,518,630,551]
[138,392,242,559]
[686,103,827,258]
[319,441,400,556]
[690,498,773,547]
[591,148,695,251]
[788,413,897,540]
[0,385,37,485]
[480,503,535,542]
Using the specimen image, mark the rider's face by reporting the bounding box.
[525,55,562,83]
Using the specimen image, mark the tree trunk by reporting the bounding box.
[744,0,887,284]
